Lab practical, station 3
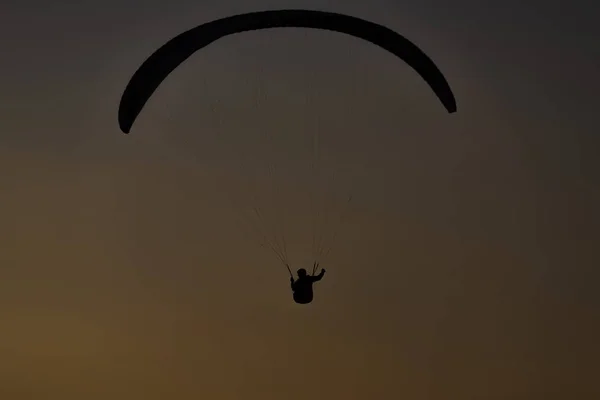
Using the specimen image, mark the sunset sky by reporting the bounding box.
[1,1,598,399]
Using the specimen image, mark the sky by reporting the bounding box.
[1,0,599,399]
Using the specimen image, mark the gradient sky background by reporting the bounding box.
[1,1,599,399]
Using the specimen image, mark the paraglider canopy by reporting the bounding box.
[118,9,457,134]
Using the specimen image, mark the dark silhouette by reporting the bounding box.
[290,263,326,304]
[115,9,459,305]
[118,9,457,134]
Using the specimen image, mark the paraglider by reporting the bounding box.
[117,9,458,303]
[290,263,326,304]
